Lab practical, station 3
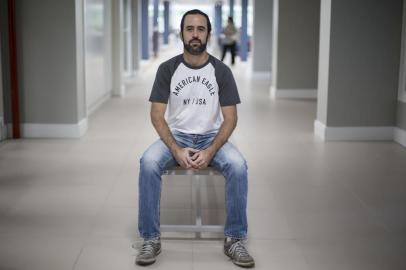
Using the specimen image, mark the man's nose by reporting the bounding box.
[192,29,198,37]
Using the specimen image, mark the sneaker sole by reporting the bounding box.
[224,251,255,268]
[232,260,255,268]
[135,248,161,266]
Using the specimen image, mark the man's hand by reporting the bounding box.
[173,147,199,169]
[190,149,216,169]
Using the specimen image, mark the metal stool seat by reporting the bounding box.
[160,166,224,236]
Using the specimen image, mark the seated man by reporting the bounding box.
[136,9,255,268]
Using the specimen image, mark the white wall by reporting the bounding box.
[85,0,113,115]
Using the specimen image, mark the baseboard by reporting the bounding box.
[270,85,277,99]
[112,84,126,97]
[251,71,271,80]
[394,127,406,147]
[271,88,317,99]
[314,120,326,140]
[314,120,394,141]
[11,118,89,138]
[87,91,111,116]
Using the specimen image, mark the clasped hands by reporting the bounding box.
[173,147,214,169]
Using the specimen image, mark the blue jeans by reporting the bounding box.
[138,131,248,240]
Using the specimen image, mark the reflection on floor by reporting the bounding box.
[0,45,406,270]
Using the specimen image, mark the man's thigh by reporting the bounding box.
[210,142,247,170]
[142,139,177,170]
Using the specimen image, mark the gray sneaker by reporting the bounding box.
[224,238,255,268]
[135,238,161,266]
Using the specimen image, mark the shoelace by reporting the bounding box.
[139,240,158,255]
[228,241,250,259]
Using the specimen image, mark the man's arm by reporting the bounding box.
[191,105,237,169]
[150,102,198,168]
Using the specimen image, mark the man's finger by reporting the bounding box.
[187,148,200,154]
[181,157,191,168]
[185,154,197,165]
[191,152,200,160]
[194,156,204,166]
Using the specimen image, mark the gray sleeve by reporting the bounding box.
[216,65,241,106]
[149,63,171,103]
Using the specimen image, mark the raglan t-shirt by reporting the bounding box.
[149,54,240,134]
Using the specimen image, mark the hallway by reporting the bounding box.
[0,45,406,269]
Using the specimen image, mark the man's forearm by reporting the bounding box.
[151,117,179,153]
[206,118,237,155]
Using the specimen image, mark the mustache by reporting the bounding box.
[189,38,202,44]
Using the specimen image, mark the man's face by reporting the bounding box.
[181,14,210,55]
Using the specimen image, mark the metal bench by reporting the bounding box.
[160,166,224,237]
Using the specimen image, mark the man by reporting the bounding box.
[221,16,238,65]
[136,9,255,268]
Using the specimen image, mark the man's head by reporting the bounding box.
[180,9,211,55]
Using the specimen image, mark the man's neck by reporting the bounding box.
[183,51,209,67]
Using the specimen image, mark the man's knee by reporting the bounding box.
[139,140,170,173]
[224,155,248,174]
[140,151,161,173]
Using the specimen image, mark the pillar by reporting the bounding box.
[252,0,272,78]
[0,0,88,138]
[315,0,402,141]
[141,0,149,60]
[152,0,159,57]
[163,0,170,45]
[270,0,320,99]
[229,0,234,17]
[240,0,248,61]
[214,1,223,49]
[112,0,125,96]
[131,0,140,70]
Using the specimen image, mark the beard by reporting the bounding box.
[183,38,207,55]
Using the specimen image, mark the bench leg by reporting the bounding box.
[195,175,202,238]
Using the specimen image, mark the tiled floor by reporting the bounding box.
[1,45,406,269]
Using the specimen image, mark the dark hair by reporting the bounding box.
[180,9,212,34]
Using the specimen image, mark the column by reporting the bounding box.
[0,0,88,138]
[131,0,140,71]
[270,0,320,99]
[152,0,159,57]
[163,0,170,45]
[229,0,234,17]
[214,1,222,35]
[214,1,223,48]
[0,35,5,140]
[252,0,272,78]
[239,0,248,61]
[396,1,406,147]
[112,0,125,96]
[315,0,402,141]
[141,0,149,60]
